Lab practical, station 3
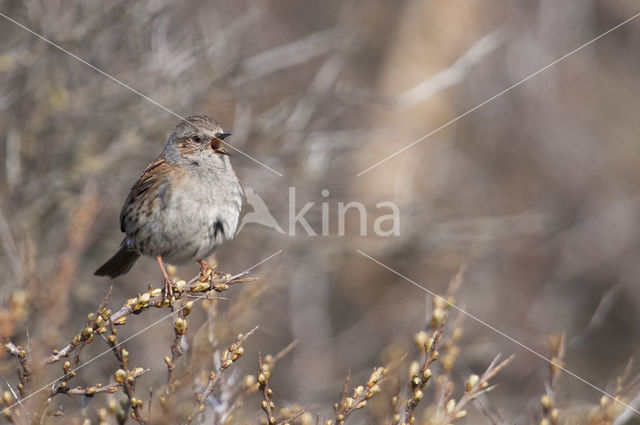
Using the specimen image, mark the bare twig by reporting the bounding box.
[440,354,515,422]
[106,317,147,423]
[331,365,388,425]
[62,367,149,397]
[186,326,258,424]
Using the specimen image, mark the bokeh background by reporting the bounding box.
[1,0,640,423]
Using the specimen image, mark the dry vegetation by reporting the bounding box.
[2,0,640,424]
[2,267,639,424]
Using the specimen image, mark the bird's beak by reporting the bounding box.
[213,133,232,156]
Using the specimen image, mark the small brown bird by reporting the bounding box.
[95,115,243,296]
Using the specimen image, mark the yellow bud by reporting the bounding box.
[175,280,187,292]
[541,394,552,410]
[424,337,434,353]
[174,318,188,335]
[353,385,364,398]
[97,408,107,420]
[368,367,384,385]
[115,369,127,384]
[258,373,267,386]
[345,397,354,409]
[446,399,456,413]
[82,327,94,340]
[414,331,428,350]
[455,410,467,419]
[366,384,380,398]
[243,374,256,389]
[465,374,479,392]
[452,327,463,341]
[189,280,204,292]
[431,308,445,328]
[408,361,420,379]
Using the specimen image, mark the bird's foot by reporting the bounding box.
[197,259,216,280]
[156,256,174,302]
[162,276,174,301]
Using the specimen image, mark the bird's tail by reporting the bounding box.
[94,244,140,278]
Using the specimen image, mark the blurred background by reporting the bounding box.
[1,0,640,423]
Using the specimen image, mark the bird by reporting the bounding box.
[95,115,243,298]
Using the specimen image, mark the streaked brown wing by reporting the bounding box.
[119,157,175,234]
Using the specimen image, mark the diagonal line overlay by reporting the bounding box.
[0,250,283,416]
[357,11,640,176]
[357,249,640,415]
[0,11,283,177]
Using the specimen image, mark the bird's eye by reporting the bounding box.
[193,136,202,143]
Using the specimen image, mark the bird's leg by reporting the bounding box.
[156,256,174,300]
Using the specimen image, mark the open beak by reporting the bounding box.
[212,133,232,156]
[211,133,231,156]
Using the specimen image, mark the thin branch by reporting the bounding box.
[62,367,149,397]
[46,271,255,364]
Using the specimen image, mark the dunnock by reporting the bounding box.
[95,115,243,296]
